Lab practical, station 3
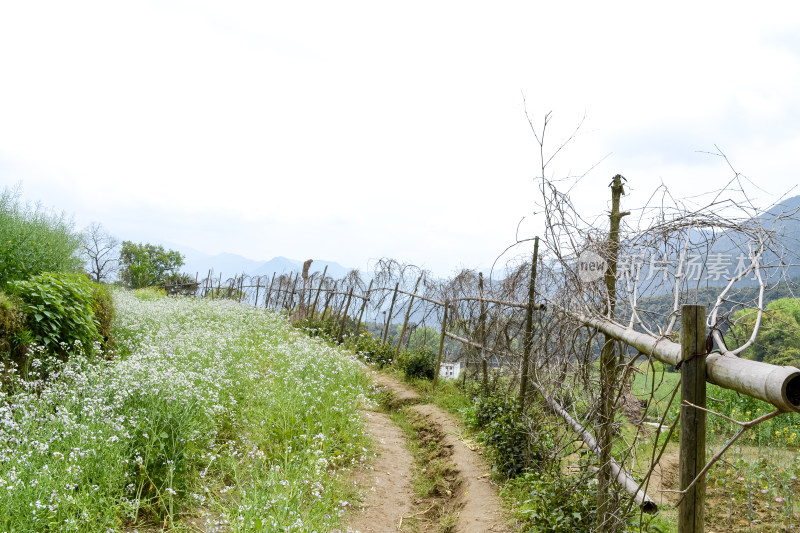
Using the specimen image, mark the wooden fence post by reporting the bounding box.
[309,265,328,320]
[518,235,539,414]
[433,300,449,388]
[287,275,299,317]
[254,277,261,307]
[382,282,400,343]
[395,275,423,361]
[265,273,276,310]
[479,273,488,393]
[355,279,373,335]
[337,287,354,343]
[679,304,707,533]
[597,175,628,533]
[321,281,336,321]
[281,273,294,310]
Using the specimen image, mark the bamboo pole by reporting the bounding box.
[433,300,449,388]
[519,236,539,414]
[395,276,423,361]
[566,311,800,413]
[531,380,657,513]
[382,282,400,343]
[679,305,706,533]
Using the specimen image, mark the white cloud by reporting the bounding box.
[2,1,799,276]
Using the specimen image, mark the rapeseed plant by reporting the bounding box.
[0,290,370,532]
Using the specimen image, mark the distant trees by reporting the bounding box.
[726,298,800,367]
[80,222,120,283]
[119,242,185,289]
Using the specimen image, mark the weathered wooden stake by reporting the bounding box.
[321,281,336,321]
[254,277,261,307]
[479,273,489,393]
[287,276,299,317]
[265,273,276,309]
[395,275,423,361]
[382,282,400,343]
[597,175,628,533]
[355,279,373,335]
[518,235,539,414]
[309,265,328,320]
[281,273,294,310]
[337,287,354,343]
[433,300,449,388]
[679,304,707,533]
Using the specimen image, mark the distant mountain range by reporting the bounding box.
[160,242,353,281]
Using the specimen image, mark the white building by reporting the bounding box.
[438,361,463,380]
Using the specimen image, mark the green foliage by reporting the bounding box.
[133,286,167,300]
[91,284,115,350]
[298,315,340,340]
[8,272,100,355]
[118,241,185,289]
[726,298,800,366]
[346,331,396,368]
[0,290,370,531]
[706,383,800,445]
[396,348,436,380]
[404,325,441,354]
[0,291,25,356]
[0,185,81,287]
[463,392,550,478]
[501,470,597,532]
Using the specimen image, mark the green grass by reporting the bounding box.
[0,289,371,531]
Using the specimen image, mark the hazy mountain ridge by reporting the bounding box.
[162,242,353,281]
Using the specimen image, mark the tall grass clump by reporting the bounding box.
[0,185,81,287]
[0,290,371,531]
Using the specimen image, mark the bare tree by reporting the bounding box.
[80,222,120,283]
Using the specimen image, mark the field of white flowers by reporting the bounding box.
[0,289,372,532]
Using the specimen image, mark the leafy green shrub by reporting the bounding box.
[463,392,555,478]
[501,470,597,532]
[0,291,25,356]
[91,284,115,350]
[464,394,530,477]
[133,286,167,300]
[347,331,397,368]
[297,315,339,340]
[0,185,81,288]
[8,273,100,355]
[396,348,436,379]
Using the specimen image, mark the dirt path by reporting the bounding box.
[348,410,416,533]
[346,372,515,533]
[409,404,512,533]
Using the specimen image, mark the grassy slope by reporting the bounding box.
[0,289,371,532]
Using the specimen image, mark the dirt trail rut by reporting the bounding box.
[347,372,514,533]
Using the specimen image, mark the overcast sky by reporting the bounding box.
[2,2,799,276]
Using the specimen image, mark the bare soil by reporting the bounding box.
[348,410,416,532]
[346,372,515,533]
